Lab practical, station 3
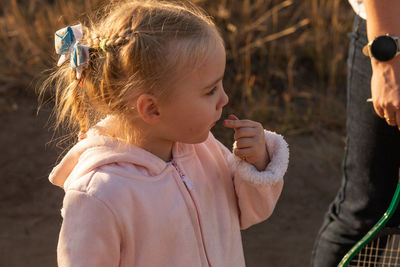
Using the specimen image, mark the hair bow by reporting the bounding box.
[55,24,89,79]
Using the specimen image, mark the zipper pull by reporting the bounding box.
[182,175,195,190]
[171,160,195,190]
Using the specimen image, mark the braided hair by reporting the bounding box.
[40,0,222,144]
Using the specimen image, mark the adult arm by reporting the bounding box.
[364,0,400,128]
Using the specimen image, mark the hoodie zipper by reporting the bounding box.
[171,160,212,267]
[172,160,195,190]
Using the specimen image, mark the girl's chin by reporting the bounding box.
[182,131,210,144]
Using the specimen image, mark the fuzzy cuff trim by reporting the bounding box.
[230,130,289,186]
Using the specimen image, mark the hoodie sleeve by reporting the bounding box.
[215,130,289,230]
[57,190,121,267]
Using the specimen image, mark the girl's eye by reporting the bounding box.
[206,87,217,96]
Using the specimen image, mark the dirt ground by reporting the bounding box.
[0,95,345,267]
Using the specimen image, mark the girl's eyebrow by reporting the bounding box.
[203,75,224,89]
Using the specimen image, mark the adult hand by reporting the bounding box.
[223,114,270,171]
[370,57,400,129]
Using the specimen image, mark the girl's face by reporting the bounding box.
[157,39,228,144]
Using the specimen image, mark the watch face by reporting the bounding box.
[371,35,398,61]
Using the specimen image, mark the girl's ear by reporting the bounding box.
[136,94,161,124]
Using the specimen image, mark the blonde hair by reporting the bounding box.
[40,0,222,144]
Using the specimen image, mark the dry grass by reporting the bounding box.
[0,0,353,135]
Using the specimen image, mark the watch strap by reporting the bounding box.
[362,42,372,57]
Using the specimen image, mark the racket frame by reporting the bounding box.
[338,177,400,266]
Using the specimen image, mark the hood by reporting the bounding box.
[49,119,192,190]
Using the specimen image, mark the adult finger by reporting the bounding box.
[373,101,385,118]
[397,111,400,130]
[384,108,397,126]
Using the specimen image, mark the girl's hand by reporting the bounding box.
[223,114,270,171]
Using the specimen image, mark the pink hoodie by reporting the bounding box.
[49,124,289,267]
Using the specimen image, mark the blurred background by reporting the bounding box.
[0,0,353,266]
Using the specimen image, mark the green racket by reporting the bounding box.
[338,176,400,267]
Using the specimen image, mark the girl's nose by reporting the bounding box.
[217,88,229,110]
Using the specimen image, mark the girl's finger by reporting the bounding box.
[227,114,239,121]
[223,118,260,129]
[233,147,253,159]
[235,137,254,149]
[226,114,239,130]
[234,127,257,140]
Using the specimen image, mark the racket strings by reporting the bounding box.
[348,233,400,266]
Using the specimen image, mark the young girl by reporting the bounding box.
[44,1,289,266]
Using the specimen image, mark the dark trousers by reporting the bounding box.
[310,14,400,267]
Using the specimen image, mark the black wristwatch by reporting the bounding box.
[362,34,400,62]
